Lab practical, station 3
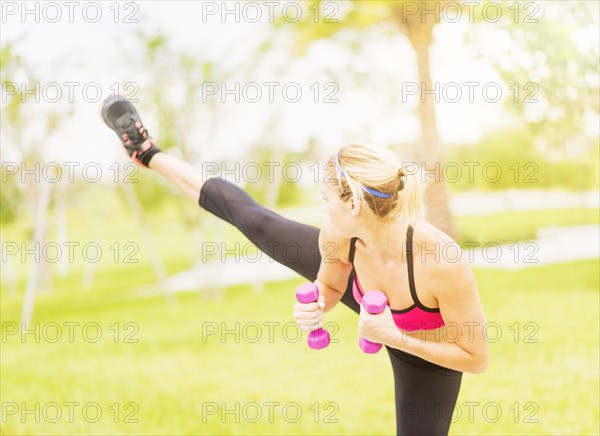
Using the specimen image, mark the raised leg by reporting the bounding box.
[148,152,206,202]
[146,150,360,312]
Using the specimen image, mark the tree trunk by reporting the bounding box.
[402,7,458,239]
[0,235,17,297]
[21,179,52,327]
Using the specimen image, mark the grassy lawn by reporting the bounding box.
[1,260,598,435]
[1,189,599,434]
[455,208,599,246]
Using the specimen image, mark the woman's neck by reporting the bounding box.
[354,216,411,261]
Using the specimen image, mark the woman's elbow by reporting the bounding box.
[470,353,489,374]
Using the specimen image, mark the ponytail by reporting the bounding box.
[327,144,425,224]
[395,163,425,224]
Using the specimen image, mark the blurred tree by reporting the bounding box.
[275,0,458,237]
[1,41,38,225]
[126,31,272,295]
[275,0,599,237]
[467,1,599,155]
[1,39,72,323]
[447,128,597,191]
[127,32,248,207]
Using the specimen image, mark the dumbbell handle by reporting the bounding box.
[295,283,330,350]
[359,290,388,354]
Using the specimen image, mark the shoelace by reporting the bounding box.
[120,117,146,148]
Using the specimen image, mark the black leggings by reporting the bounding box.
[199,177,463,436]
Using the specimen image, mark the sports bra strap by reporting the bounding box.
[349,237,358,263]
[349,225,438,312]
[406,225,419,305]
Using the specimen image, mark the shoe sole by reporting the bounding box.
[99,94,141,134]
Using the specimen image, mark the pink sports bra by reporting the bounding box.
[350,225,445,332]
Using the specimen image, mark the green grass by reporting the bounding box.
[3,188,598,284]
[1,190,599,434]
[1,260,599,435]
[455,208,599,246]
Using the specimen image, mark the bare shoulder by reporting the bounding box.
[319,216,352,264]
[413,221,456,252]
[413,221,475,288]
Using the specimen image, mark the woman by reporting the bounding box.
[101,95,489,435]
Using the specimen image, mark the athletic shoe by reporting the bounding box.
[100,94,161,167]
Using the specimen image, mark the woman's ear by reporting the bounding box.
[349,196,361,216]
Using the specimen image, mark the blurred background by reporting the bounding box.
[1,1,598,434]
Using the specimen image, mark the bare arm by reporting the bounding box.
[386,251,489,373]
[314,218,352,312]
[293,217,352,330]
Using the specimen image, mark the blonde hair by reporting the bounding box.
[325,143,425,224]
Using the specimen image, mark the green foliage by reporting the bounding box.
[467,1,600,151]
[0,39,24,225]
[272,1,437,56]
[1,40,29,139]
[242,146,271,204]
[1,40,74,228]
[281,1,599,160]
[131,32,219,159]
[277,151,305,207]
[0,176,22,224]
[243,147,303,207]
[122,32,226,216]
[120,170,176,211]
[445,129,598,191]
[245,175,302,207]
[277,178,302,207]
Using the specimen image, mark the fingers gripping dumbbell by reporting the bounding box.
[359,290,388,354]
[295,283,330,350]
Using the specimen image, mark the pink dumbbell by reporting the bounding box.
[359,290,388,354]
[295,283,330,350]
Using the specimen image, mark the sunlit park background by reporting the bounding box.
[1,1,599,434]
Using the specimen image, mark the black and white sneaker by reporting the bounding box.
[100,94,161,167]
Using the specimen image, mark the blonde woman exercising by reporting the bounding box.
[101,95,488,436]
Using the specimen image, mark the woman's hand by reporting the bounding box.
[358,304,401,347]
[294,294,325,331]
